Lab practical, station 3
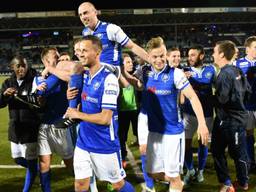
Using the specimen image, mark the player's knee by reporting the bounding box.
[39,158,50,172]
[139,144,147,155]
[112,180,125,190]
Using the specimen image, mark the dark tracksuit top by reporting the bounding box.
[211,64,251,185]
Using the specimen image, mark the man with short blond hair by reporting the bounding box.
[123,36,209,192]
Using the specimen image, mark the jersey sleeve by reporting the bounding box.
[106,23,130,46]
[174,68,190,90]
[102,73,120,110]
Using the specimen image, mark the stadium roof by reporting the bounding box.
[1,0,256,13]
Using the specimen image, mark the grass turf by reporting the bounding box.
[0,75,256,191]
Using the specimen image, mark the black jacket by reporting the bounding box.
[0,68,41,144]
[214,64,251,125]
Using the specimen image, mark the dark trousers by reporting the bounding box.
[118,110,138,160]
[211,118,249,185]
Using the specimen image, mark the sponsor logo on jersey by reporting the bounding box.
[86,96,98,103]
[147,86,172,95]
[105,90,117,95]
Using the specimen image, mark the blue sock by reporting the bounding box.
[198,144,208,170]
[185,147,194,170]
[15,157,28,168]
[141,155,154,189]
[69,74,83,108]
[23,159,38,192]
[37,75,59,96]
[224,179,232,186]
[118,181,135,192]
[246,135,255,163]
[40,170,51,192]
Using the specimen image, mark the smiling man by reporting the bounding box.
[123,37,209,192]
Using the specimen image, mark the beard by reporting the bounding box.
[189,56,203,67]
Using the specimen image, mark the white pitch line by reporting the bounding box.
[0,164,65,169]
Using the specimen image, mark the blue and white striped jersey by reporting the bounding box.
[141,64,190,135]
[82,21,129,66]
[234,57,256,110]
[182,64,216,117]
[76,66,120,154]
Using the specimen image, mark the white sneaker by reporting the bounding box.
[183,169,195,185]
[197,170,204,183]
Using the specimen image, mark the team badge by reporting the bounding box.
[95,33,103,39]
[205,72,213,79]
[162,74,170,83]
[147,71,153,77]
[93,82,101,90]
[21,90,28,96]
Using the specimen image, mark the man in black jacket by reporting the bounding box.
[211,41,250,192]
[0,55,41,192]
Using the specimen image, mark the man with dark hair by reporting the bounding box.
[58,52,71,62]
[65,35,135,192]
[211,40,250,192]
[182,45,216,185]
[167,47,181,68]
[234,36,256,171]
[0,55,40,192]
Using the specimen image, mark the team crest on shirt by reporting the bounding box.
[205,72,213,79]
[21,90,28,96]
[110,170,118,177]
[162,74,170,83]
[93,82,101,90]
[95,33,103,39]
[147,71,154,77]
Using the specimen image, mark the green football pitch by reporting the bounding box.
[0,75,255,191]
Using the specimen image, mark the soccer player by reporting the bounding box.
[182,45,216,184]
[65,35,135,192]
[35,48,74,192]
[167,47,181,68]
[79,2,149,66]
[211,40,250,192]
[0,55,40,192]
[123,37,209,192]
[233,36,256,171]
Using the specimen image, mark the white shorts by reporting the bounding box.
[11,142,38,160]
[246,111,256,130]
[138,112,149,145]
[183,113,213,140]
[74,147,126,183]
[38,124,74,159]
[146,131,185,178]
